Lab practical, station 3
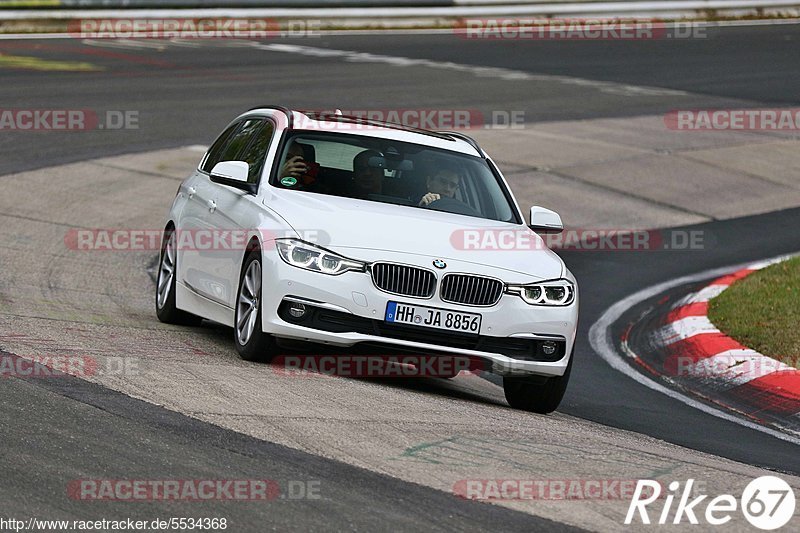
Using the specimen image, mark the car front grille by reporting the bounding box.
[440,274,503,306]
[370,262,436,298]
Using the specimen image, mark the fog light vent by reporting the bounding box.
[288,302,307,318]
[541,341,557,356]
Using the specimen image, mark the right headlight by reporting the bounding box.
[275,239,365,275]
[505,279,575,306]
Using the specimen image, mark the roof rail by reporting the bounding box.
[436,130,484,156]
[301,111,456,142]
[247,105,293,128]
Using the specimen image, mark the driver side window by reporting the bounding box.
[201,122,240,173]
[201,119,264,175]
[239,121,275,183]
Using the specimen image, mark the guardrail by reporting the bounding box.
[0,0,456,6]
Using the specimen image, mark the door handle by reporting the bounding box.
[187,186,196,198]
[207,199,217,213]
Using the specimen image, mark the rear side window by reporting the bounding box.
[239,121,275,183]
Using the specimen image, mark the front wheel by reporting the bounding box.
[234,251,277,362]
[503,352,573,414]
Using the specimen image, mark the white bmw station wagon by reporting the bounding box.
[157,106,578,413]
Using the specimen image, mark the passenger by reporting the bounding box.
[280,142,320,187]
[280,142,308,179]
[418,168,461,207]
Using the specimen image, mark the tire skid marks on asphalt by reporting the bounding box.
[250,42,690,97]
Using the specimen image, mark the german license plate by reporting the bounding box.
[385,301,481,334]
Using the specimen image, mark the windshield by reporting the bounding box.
[271,131,519,223]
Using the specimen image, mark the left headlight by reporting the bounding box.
[506,279,575,306]
[275,239,366,275]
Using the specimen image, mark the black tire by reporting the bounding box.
[234,250,277,362]
[503,351,573,414]
[155,228,202,326]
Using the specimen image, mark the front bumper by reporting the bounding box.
[260,250,578,377]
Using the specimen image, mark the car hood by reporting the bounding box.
[264,191,564,281]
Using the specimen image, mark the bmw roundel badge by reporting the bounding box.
[432,259,446,269]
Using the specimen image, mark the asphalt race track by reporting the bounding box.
[1,24,799,530]
[2,25,800,175]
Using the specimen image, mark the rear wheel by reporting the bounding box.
[503,352,573,414]
[234,251,277,362]
[155,229,202,326]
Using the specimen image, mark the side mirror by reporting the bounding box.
[209,161,256,193]
[529,206,563,234]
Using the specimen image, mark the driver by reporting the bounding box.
[418,168,460,207]
[349,149,384,198]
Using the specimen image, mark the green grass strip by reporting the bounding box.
[709,256,800,367]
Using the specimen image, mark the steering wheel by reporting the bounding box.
[426,196,480,217]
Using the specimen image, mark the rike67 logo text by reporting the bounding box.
[626,477,795,530]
